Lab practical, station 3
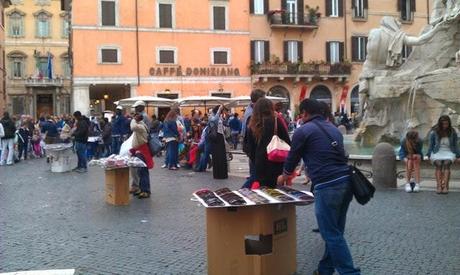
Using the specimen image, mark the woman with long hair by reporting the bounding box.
[247,98,291,187]
[163,110,179,170]
[427,115,460,194]
[399,130,423,193]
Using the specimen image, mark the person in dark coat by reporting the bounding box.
[246,98,291,187]
[0,112,16,165]
[72,111,89,173]
[209,105,228,179]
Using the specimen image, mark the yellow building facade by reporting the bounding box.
[5,0,70,117]
[0,0,12,113]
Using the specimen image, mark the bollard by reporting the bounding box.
[372,142,397,188]
[338,125,347,135]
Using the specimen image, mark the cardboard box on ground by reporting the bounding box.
[105,167,130,205]
[206,204,296,275]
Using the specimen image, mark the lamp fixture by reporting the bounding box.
[103,94,109,100]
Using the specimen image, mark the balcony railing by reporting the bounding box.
[268,11,319,29]
[25,77,65,87]
[252,62,352,76]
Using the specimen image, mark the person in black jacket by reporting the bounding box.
[72,111,89,173]
[17,122,31,161]
[246,98,291,187]
[1,112,16,166]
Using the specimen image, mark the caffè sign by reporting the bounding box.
[149,66,240,77]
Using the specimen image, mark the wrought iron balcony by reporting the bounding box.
[251,62,351,81]
[25,77,65,87]
[268,11,319,29]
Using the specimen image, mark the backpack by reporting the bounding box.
[0,123,4,138]
[206,120,219,143]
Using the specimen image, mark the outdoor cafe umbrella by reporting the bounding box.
[175,96,233,110]
[226,95,288,107]
[114,96,175,108]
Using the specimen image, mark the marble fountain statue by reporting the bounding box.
[356,0,460,146]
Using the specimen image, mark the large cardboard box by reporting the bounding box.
[104,168,130,205]
[206,204,296,275]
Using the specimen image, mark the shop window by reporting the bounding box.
[251,40,269,64]
[326,41,344,64]
[158,3,173,28]
[213,5,226,30]
[283,40,303,63]
[351,36,368,62]
[8,11,24,37]
[101,0,117,26]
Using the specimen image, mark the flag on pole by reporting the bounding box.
[46,52,53,79]
[35,51,43,79]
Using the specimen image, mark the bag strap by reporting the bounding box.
[273,115,278,136]
[311,120,347,162]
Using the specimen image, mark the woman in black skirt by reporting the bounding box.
[246,98,290,187]
[208,105,228,179]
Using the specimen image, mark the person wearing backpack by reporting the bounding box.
[277,99,360,275]
[0,112,16,166]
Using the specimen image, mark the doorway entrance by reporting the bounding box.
[36,94,53,117]
[157,93,179,121]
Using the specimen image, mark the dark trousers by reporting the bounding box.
[18,141,28,160]
[166,141,178,168]
[242,159,256,188]
[196,141,211,172]
[136,154,150,193]
[75,142,87,169]
[111,136,122,155]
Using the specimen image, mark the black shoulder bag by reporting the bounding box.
[312,120,375,205]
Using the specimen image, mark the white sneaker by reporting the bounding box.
[413,183,420,193]
[176,164,181,168]
[161,164,167,168]
[405,183,412,193]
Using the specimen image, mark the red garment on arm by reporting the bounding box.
[130,143,154,169]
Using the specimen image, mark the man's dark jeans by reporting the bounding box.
[196,141,211,172]
[18,142,28,160]
[75,142,87,169]
[314,176,360,275]
[111,135,122,155]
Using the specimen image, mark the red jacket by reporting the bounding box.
[130,143,154,169]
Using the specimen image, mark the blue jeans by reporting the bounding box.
[242,160,256,188]
[75,142,87,169]
[111,136,122,155]
[314,176,360,275]
[166,141,178,168]
[196,141,211,172]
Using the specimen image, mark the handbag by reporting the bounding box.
[267,117,291,162]
[148,133,162,155]
[312,120,375,205]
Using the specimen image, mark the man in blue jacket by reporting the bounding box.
[278,99,360,275]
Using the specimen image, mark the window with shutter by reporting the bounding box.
[213,51,228,65]
[352,0,367,19]
[101,49,119,63]
[325,0,332,16]
[253,41,265,64]
[400,0,413,21]
[253,0,265,15]
[298,41,303,62]
[329,0,339,17]
[264,41,270,62]
[328,41,341,64]
[213,6,226,30]
[351,36,367,62]
[9,12,24,37]
[159,3,173,28]
[159,50,175,64]
[286,41,299,63]
[101,0,116,26]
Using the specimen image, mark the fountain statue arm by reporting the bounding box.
[404,21,448,46]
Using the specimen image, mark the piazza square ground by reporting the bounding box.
[0,154,460,275]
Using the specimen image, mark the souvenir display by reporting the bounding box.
[238,188,270,204]
[277,186,314,202]
[89,154,147,169]
[215,188,247,206]
[193,186,314,208]
[259,187,295,202]
[195,189,225,206]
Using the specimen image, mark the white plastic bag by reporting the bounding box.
[119,134,133,156]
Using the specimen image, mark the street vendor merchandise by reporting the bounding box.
[238,188,270,204]
[215,188,246,206]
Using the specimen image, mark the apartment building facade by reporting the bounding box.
[4,0,71,117]
[0,0,11,113]
[250,0,430,115]
[70,0,251,116]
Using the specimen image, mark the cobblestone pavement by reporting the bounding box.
[1,157,460,275]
